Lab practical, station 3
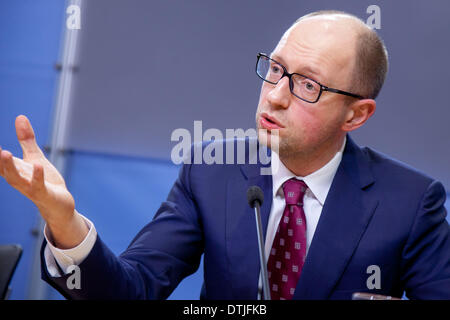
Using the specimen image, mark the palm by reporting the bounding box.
[14,152,63,186]
[0,116,74,220]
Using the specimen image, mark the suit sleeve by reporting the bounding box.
[40,161,204,300]
[401,180,450,299]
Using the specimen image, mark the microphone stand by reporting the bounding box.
[253,200,271,300]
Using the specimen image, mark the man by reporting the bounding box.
[1,10,449,300]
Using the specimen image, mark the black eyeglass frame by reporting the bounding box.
[256,53,364,103]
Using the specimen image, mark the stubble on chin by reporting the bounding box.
[257,127,285,156]
[259,128,303,160]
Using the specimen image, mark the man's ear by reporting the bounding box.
[342,99,376,132]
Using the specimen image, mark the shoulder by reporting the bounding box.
[359,144,446,198]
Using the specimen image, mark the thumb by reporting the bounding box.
[15,115,44,160]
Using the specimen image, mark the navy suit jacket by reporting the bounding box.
[41,135,450,299]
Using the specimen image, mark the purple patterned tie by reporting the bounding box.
[267,178,308,300]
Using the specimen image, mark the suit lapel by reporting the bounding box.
[293,135,378,299]
[226,141,272,299]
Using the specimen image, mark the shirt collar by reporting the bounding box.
[271,136,346,205]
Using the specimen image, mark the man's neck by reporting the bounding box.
[279,136,346,177]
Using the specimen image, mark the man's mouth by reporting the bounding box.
[259,113,284,130]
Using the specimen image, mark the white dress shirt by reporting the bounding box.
[257,137,346,298]
[44,137,347,291]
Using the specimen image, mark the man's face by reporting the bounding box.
[256,17,359,158]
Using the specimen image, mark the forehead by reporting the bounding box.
[271,16,359,83]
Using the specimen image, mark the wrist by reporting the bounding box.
[47,210,89,249]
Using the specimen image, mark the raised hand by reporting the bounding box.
[0,115,88,248]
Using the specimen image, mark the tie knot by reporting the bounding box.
[282,178,307,205]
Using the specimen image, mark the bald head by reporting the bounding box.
[288,10,388,100]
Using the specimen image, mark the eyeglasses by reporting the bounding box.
[255,53,364,103]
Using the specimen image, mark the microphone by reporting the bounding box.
[247,186,271,300]
[247,186,264,209]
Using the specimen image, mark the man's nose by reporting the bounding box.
[266,76,290,109]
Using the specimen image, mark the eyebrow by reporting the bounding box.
[271,54,324,82]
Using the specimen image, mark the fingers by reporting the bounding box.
[0,147,3,177]
[15,115,44,161]
[1,149,48,201]
[30,163,48,203]
[31,163,46,195]
[1,150,29,188]
[15,115,36,141]
[0,146,3,176]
